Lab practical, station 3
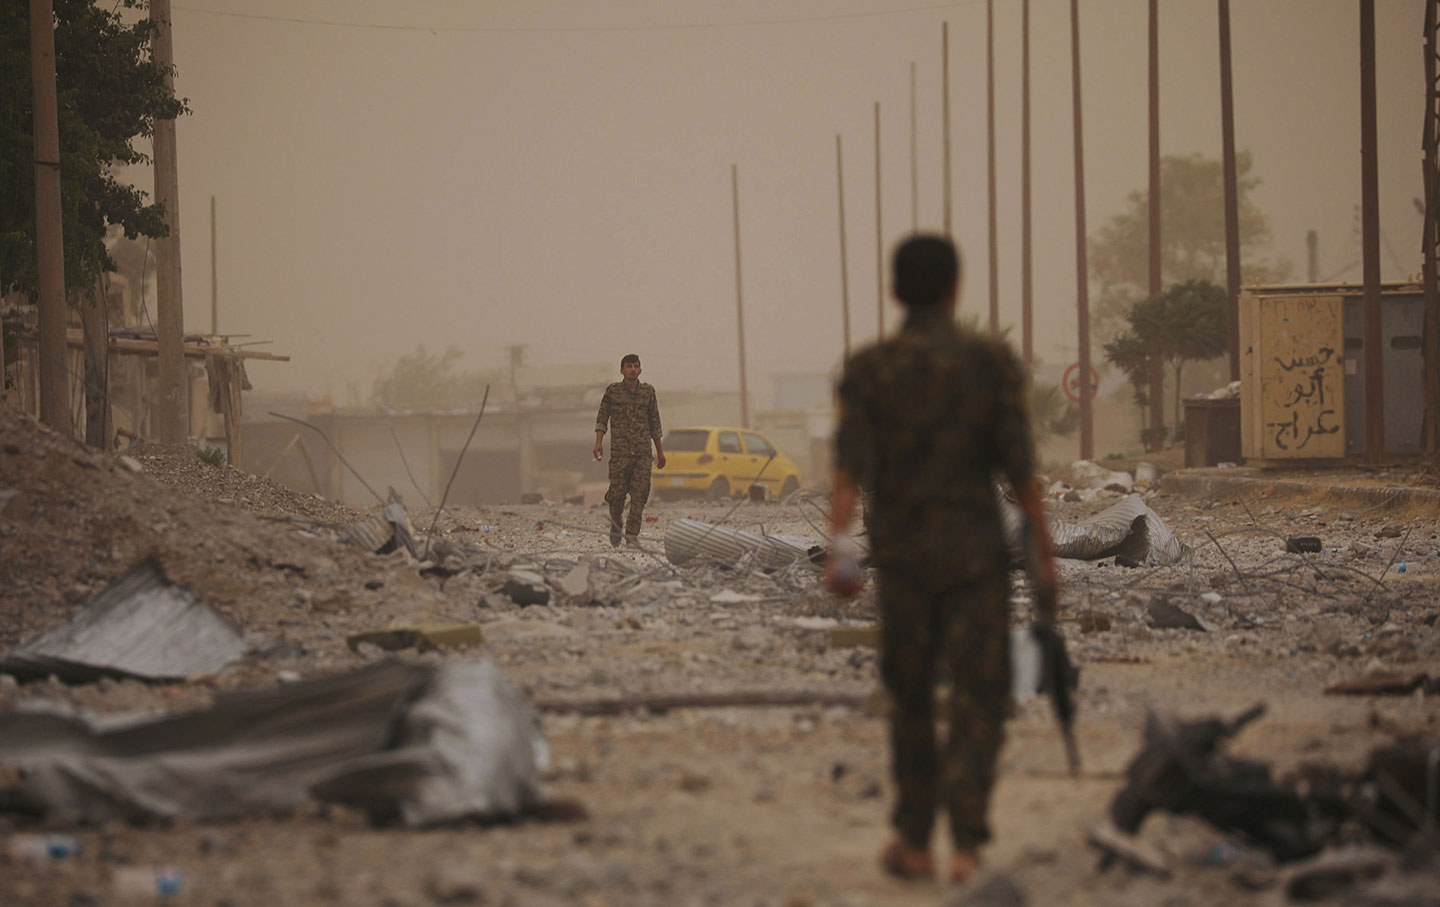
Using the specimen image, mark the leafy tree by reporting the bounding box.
[1,0,187,301]
[1102,330,1165,450]
[1105,280,1229,436]
[1089,152,1292,346]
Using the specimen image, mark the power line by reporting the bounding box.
[171,1,984,34]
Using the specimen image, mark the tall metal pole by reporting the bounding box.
[1360,0,1384,462]
[29,0,69,433]
[910,61,918,233]
[836,135,852,358]
[1071,0,1094,460]
[986,0,999,338]
[731,164,750,429]
[1021,0,1033,369]
[1219,0,1242,382]
[210,195,218,335]
[875,101,884,338]
[942,21,952,237]
[1147,0,1166,447]
[152,0,187,442]
[1423,0,1439,453]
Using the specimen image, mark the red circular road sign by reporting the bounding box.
[1062,363,1100,402]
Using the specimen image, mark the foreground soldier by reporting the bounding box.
[826,234,1058,883]
[593,354,665,547]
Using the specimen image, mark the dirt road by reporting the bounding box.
[2,407,1437,906]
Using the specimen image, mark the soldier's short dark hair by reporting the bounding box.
[621,354,640,368]
[892,234,961,308]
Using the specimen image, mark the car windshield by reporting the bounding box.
[665,430,710,452]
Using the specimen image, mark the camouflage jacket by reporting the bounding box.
[595,381,662,458]
[835,306,1034,579]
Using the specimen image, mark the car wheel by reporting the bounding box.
[706,478,729,502]
[780,476,799,499]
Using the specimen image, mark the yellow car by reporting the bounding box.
[654,426,803,501]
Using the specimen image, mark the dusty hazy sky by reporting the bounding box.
[153,0,1425,405]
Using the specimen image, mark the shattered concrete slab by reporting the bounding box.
[663,518,818,571]
[0,557,246,683]
[0,660,546,827]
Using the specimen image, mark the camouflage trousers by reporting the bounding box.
[605,455,652,537]
[879,567,1011,851]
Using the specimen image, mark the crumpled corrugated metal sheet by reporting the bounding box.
[663,518,818,570]
[999,491,1188,566]
[0,660,546,827]
[0,558,246,683]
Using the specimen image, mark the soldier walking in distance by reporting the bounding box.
[593,354,666,547]
[825,234,1059,884]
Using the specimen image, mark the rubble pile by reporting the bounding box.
[2,403,1438,906]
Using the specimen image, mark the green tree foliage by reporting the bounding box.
[1,0,187,301]
[1089,152,1291,345]
[1105,280,1229,437]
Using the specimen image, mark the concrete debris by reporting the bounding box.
[944,871,1028,906]
[663,518,819,571]
[710,590,765,605]
[501,570,551,606]
[1,557,246,683]
[346,623,485,653]
[1284,848,1394,901]
[1000,492,1189,566]
[0,660,546,827]
[1088,820,1173,878]
[556,563,593,602]
[343,489,420,557]
[1324,672,1433,696]
[1146,598,1210,632]
[116,455,143,474]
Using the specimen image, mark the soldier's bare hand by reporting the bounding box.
[824,535,864,598]
[655,452,666,469]
[592,442,603,461]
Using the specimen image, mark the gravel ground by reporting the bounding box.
[2,404,1438,907]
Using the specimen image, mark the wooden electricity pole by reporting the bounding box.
[731,164,749,429]
[1219,0,1242,382]
[942,21,952,237]
[1360,0,1385,463]
[1021,0,1033,368]
[910,61,918,233]
[986,0,999,339]
[1071,0,1094,460]
[151,0,187,442]
[1147,0,1166,447]
[875,101,884,338]
[836,135,852,358]
[30,0,69,433]
[1423,0,1439,453]
[210,195,218,334]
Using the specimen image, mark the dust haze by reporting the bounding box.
[153,0,1423,427]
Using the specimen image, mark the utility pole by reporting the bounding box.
[1071,0,1094,460]
[942,21,952,237]
[909,61,918,233]
[1021,0,1033,369]
[1359,0,1384,463]
[151,0,187,442]
[1422,0,1439,453]
[210,195,218,334]
[986,0,999,339]
[836,134,852,358]
[1219,0,1242,382]
[874,101,884,339]
[30,0,69,433]
[1146,0,1165,448]
[731,164,749,429]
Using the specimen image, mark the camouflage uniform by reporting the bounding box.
[595,380,663,538]
[834,305,1034,852]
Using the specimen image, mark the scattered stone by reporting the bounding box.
[945,872,1027,907]
[501,571,550,606]
[1146,598,1208,632]
[1375,526,1403,539]
[1087,821,1171,878]
[116,455,143,474]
